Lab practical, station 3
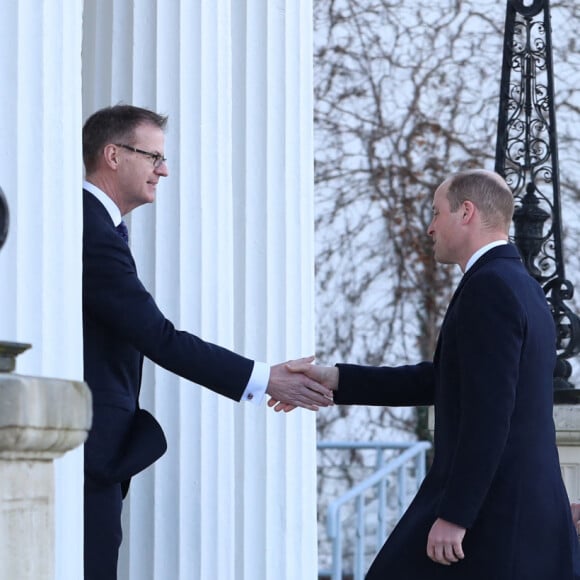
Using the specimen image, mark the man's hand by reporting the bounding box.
[571,502,580,535]
[286,359,339,391]
[427,518,466,566]
[266,356,334,412]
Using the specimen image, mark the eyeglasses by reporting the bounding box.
[116,144,167,169]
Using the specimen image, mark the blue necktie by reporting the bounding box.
[116,221,129,244]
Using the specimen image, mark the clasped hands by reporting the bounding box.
[266,356,338,412]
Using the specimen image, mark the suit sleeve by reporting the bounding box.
[436,271,524,528]
[334,361,435,406]
[83,229,253,401]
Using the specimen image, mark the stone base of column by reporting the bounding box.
[554,405,580,502]
[0,372,91,580]
[0,460,54,580]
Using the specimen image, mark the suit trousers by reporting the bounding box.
[84,477,123,580]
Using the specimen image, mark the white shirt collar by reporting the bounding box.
[465,240,508,272]
[83,180,123,227]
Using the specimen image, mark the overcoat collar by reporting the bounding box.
[433,243,522,362]
[446,243,521,315]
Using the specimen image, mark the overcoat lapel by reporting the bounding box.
[433,244,521,364]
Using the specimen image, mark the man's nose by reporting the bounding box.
[156,162,169,177]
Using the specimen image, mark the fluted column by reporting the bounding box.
[0,2,85,579]
[82,1,318,579]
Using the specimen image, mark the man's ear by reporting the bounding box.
[103,144,119,170]
[462,200,476,222]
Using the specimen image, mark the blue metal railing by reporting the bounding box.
[317,441,431,580]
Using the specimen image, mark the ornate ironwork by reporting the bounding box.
[495,0,580,402]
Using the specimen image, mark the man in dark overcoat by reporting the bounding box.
[285,169,580,579]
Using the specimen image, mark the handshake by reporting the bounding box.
[265,356,339,412]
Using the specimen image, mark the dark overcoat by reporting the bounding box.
[335,244,580,579]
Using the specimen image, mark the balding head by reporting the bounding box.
[444,169,514,234]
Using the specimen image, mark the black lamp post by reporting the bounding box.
[495,0,580,402]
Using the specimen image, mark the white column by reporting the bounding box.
[82,1,318,579]
[0,2,85,580]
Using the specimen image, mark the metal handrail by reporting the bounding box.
[317,441,431,580]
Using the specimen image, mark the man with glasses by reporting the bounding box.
[81,104,332,580]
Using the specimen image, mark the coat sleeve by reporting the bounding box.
[334,361,435,406]
[436,270,525,528]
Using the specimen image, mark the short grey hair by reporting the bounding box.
[446,169,514,231]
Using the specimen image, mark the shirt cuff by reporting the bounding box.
[241,361,269,404]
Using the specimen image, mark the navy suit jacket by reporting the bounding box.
[335,244,580,579]
[82,190,254,486]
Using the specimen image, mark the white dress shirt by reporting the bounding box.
[464,240,508,273]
